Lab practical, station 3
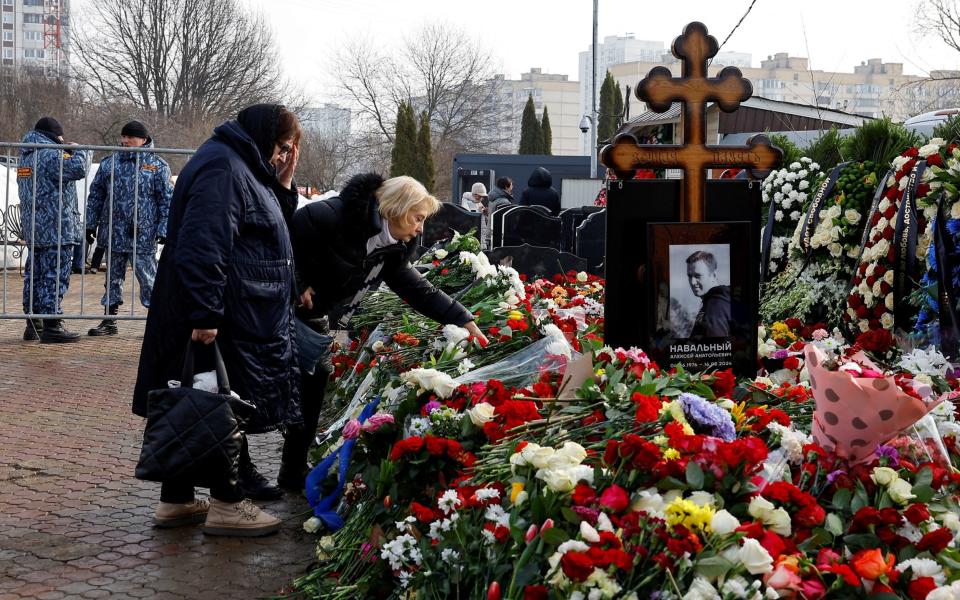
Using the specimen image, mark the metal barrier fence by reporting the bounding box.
[0,141,195,320]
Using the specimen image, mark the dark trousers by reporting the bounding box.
[90,245,105,270]
[280,367,330,473]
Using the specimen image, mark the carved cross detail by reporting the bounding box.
[599,21,782,222]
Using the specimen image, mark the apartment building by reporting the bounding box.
[491,68,582,156]
[608,52,960,130]
[0,0,69,76]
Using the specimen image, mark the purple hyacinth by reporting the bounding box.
[424,400,442,414]
[678,392,737,442]
[826,470,846,484]
[772,349,790,360]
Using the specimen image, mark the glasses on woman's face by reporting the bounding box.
[278,143,293,157]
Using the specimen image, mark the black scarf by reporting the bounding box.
[237,104,282,166]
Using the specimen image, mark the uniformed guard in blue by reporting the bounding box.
[85,121,173,336]
[18,116,90,343]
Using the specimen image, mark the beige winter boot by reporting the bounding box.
[202,498,281,537]
[154,498,210,528]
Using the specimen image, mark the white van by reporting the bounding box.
[904,108,960,138]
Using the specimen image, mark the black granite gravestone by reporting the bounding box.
[421,202,482,247]
[486,244,587,279]
[560,207,604,254]
[500,206,562,249]
[603,179,761,375]
[490,206,515,249]
[575,210,606,276]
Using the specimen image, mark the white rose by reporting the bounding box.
[522,444,556,470]
[434,248,448,259]
[576,271,588,282]
[829,243,842,257]
[885,294,894,311]
[303,516,322,533]
[871,466,900,486]
[468,402,496,426]
[845,209,861,224]
[683,577,720,600]
[688,491,716,507]
[767,508,792,536]
[888,478,916,505]
[952,201,960,220]
[859,319,871,333]
[580,520,600,543]
[710,509,741,536]
[739,538,774,574]
[881,313,895,329]
[884,270,894,285]
[554,441,588,464]
[872,281,883,297]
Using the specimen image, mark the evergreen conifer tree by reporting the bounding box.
[597,71,616,143]
[415,110,435,192]
[519,94,542,154]
[540,105,552,155]
[390,102,417,177]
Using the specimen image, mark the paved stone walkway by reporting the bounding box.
[0,272,317,599]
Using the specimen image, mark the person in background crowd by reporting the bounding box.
[132,104,302,537]
[460,181,487,212]
[482,176,514,248]
[519,166,560,214]
[85,120,173,336]
[17,116,90,343]
[278,173,488,490]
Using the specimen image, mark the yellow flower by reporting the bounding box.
[769,322,797,341]
[510,482,525,503]
[665,497,715,532]
[653,435,668,447]
[663,448,680,461]
[595,368,605,377]
[731,401,752,431]
[508,310,524,321]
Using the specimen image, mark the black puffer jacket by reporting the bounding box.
[292,172,473,327]
[132,107,301,434]
[519,167,561,214]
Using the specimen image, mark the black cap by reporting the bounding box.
[34,116,63,139]
[121,120,149,139]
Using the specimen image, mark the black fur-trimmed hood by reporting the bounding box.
[338,172,386,239]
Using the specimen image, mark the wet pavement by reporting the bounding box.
[0,272,317,600]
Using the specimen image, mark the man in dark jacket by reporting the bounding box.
[133,104,302,535]
[519,166,561,214]
[278,172,487,489]
[17,117,91,343]
[686,250,731,338]
[85,120,173,336]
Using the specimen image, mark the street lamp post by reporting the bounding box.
[590,0,598,179]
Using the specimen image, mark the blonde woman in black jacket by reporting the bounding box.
[278,173,486,488]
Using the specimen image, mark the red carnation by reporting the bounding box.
[632,393,662,423]
[856,329,894,354]
[903,503,931,526]
[523,586,549,600]
[711,369,736,397]
[425,435,448,456]
[598,485,630,513]
[783,356,801,371]
[916,528,953,554]
[560,551,595,582]
[908,576,938,600]
[571,483,597,506]
[389,436,424,460]
[410,501,439,522]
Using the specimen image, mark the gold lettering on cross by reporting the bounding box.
[599,21,783,222]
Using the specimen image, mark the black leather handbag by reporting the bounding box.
[135,340,256,487]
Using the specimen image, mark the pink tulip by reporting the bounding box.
[799,579,827,599]
[525,524,539,543]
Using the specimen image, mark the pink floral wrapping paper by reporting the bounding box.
[804,344,941,464]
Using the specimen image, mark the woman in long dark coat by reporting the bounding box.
[132,104,301,537]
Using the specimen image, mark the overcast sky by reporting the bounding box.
[75,0,960,104]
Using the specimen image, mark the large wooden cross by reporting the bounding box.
[600,21,782,222]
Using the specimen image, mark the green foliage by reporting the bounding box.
[519,94,542,154]
[612,81,624,132]
[414,110,435,192]
[842,117,923,167]
[597,71,617,143]
[933,114,960,143]
[802,127,844,169]
[540,105,552,156]
[389,102,417,178]
[768,133,802,167]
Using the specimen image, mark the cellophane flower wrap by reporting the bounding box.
[805,343,942,463]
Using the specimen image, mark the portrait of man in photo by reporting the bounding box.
[665,243,732,339]
[685,250,731,338]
